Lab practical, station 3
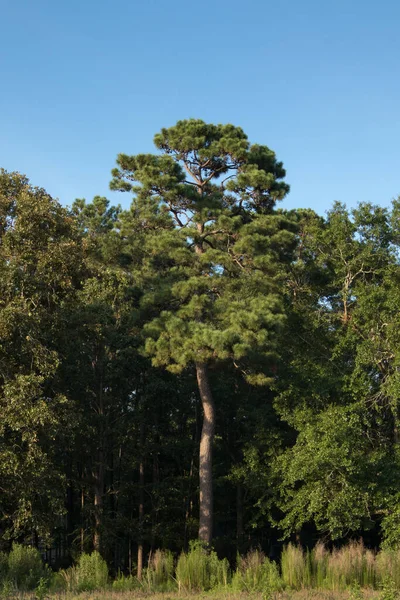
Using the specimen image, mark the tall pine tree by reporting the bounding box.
[111,120,295,544]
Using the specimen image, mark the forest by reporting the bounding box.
[1,119,400,595]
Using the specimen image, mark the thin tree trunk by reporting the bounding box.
[94,372,105,553]
[137,418,145,580]
[66,460,74,553]
[93,454,104,552]
[195,361,216,545]
[80,468,85,553]
[236,482,244,550]
[128,535,132,574]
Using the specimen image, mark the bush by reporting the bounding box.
[75,551,108,591]
[7,543,46,590]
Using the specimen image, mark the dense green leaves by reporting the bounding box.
[2,121,400,571]
[0,170,85,540]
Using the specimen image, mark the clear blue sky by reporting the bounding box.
[2,0,400,214]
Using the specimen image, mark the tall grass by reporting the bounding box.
[3,539,400,594]
[376,549,400,589]
[176,541,229,591]
[281,541,378,591]
[143,549,175,591]
[231,549,282,592]
[324,541,375,590]
[310,542,329,589]
[281,544,311,589]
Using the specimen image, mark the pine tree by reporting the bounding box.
[111,119,295,544]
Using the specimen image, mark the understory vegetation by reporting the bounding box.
[2,542,400,597]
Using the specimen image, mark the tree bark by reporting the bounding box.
[236,482,244,548]
[137,459,144,580]
[93,371,105,553]
[195,361,216,545]
[80,478,85,553]
[137,418,145,580]
[93,452,104,553]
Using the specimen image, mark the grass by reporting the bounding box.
[4,542,400,598]
[8,590,384,600]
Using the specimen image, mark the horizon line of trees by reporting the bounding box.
[1,119,400,574]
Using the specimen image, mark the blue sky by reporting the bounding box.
[1,0,400,214]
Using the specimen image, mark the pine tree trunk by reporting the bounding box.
[195,361,215,545]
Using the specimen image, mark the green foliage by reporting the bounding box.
[273,405,383,540]
[35,576,50,600]
[112,572,140,591]
[0,169,85,540]
[112,119,294,380]
[47,571,68,593]
[348,580,363,600]
[268,200,400,543]
[7,543,46,590]
[0,579,15,598]
[75,551,108,591]
[176,541,230,591]
[380,576,399,600]
[4,130,400,579]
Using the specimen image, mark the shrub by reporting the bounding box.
[75,551,108,591]
[7,543,46,590]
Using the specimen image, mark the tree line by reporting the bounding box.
[1,119,400,574]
